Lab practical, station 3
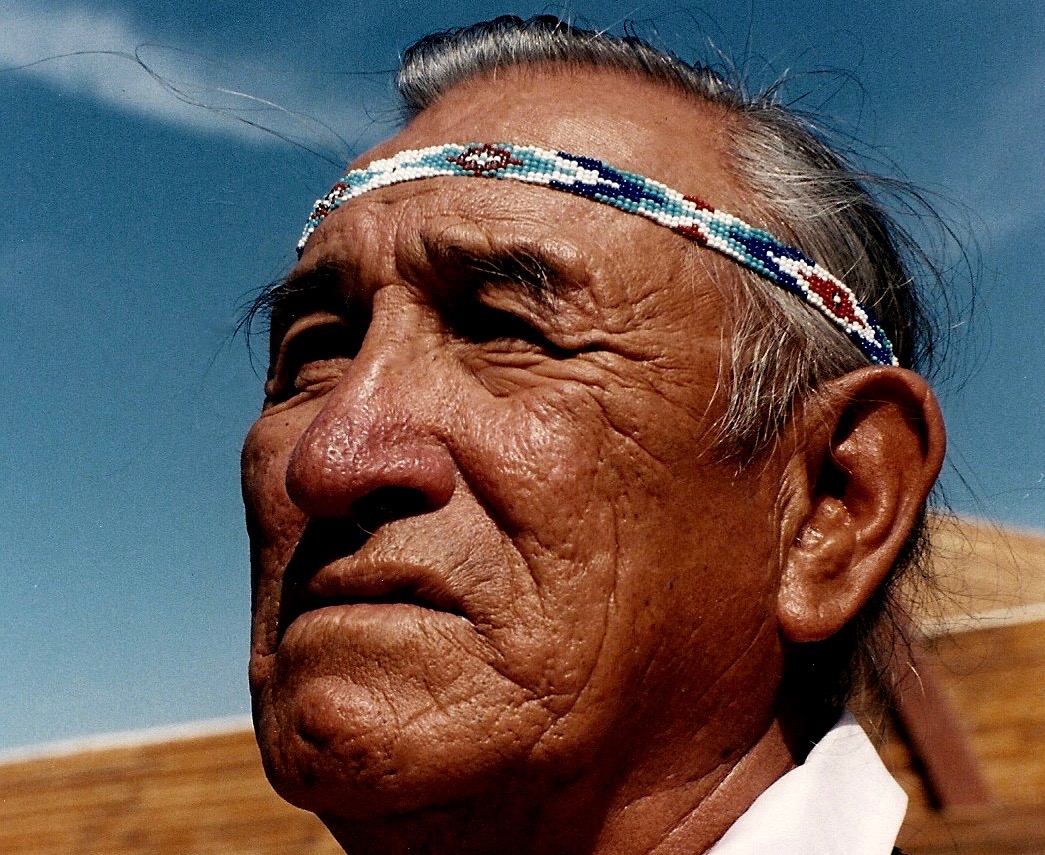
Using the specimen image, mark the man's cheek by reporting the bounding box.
[244,454,308,660]
[243,426,308,559]
[461,391,605,523]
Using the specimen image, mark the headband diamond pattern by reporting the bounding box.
[298,143,897,366]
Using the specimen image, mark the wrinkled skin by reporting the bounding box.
[243,66,799,853]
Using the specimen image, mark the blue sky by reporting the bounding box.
[1,0,1042,751]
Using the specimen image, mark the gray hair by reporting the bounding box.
[396,15,946,718]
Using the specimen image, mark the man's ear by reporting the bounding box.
[777,367,946,643]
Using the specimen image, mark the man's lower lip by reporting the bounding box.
[282,601,459,636]
[296,600,437,617]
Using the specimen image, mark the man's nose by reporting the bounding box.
[284,346,456,527]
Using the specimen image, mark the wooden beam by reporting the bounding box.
[890,630,993,808]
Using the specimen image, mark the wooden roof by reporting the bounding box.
[920,517,1045,630]
[2,520,1042,854]
[886,618,1045,854]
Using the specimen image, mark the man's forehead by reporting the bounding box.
[290,64,899,367]
[293,174,695,312]
[359,64,744,215]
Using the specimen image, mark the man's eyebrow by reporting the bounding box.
[251,263,350,348]
[245,242,576,359]
[424,240,573,304]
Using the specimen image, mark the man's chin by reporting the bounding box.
[256,726,425,818]
[257,730,512,822]
[253,680,504,819]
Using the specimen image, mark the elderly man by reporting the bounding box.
[242,16,945,854]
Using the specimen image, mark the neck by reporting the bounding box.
[595,717,796,854]
[321,716,797,855]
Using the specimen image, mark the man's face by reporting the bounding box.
[243,67,787,818]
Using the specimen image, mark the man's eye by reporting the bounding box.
[268,323,363,402]
[452,302,563,355]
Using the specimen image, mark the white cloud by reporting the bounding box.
[965,55,1045,241]
[0,1,374,150]
[916,52,1045,245]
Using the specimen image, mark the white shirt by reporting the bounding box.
[707,712,907,854]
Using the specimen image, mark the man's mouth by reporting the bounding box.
[277,562,468,641]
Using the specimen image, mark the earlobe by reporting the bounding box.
[777,367,946,643]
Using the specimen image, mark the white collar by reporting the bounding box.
[707,712,906,855]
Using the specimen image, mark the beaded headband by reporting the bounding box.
[298,143,897,366]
